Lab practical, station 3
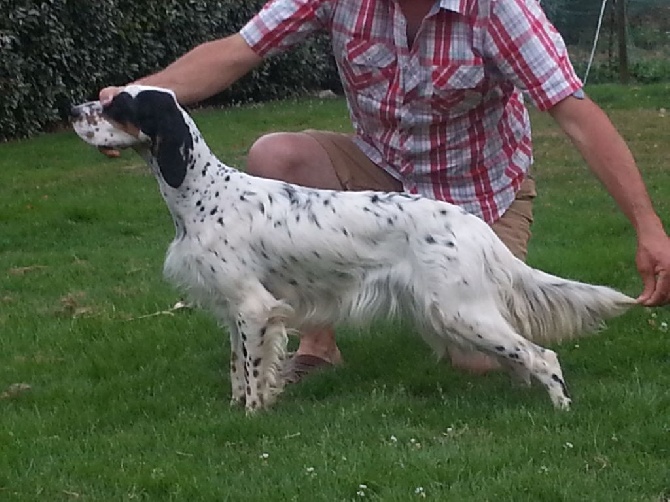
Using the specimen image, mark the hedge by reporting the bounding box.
[0,0,339,141]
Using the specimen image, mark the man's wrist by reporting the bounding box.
[634,214,667,243]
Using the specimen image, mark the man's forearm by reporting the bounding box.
[136,34,263,106]
[549,95,666,240]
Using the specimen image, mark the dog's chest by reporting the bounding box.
[161,228,243,307]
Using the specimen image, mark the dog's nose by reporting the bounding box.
[69,101,103,120]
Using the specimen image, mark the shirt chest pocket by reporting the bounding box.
[341,39,397,100]
[429,64,486,115]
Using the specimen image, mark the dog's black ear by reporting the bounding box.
[133,90,193,189]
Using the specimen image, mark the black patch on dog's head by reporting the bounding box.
[103,92,137,125]
[106,90,192,189]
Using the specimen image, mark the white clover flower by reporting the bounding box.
[415,486,426,498]
[259,452,269,460]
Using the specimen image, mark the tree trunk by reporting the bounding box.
[616,0,630,83]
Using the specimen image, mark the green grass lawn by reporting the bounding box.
[1,84,669,501]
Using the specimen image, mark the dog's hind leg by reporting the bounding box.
[432,305,571,409]
[528,346,571,410]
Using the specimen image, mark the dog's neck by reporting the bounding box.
[136,112,237,237]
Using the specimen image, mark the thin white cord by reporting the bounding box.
[583,0,610,84]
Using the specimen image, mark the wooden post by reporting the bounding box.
[616,0,629,83]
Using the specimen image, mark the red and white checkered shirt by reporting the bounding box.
[240,0,582,223]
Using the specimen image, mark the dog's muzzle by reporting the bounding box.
[69,100,103,122]
[70,99,142,149]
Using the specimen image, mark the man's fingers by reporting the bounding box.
[645,271,670,307]
[636,266,656,304]
[98,147,121,158]
[637,270,670,307]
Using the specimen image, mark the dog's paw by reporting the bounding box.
[552,395,572,411]
[229,395,245,408]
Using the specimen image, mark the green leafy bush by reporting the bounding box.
[0,0,338,141]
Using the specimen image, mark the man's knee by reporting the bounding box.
[246,132,342,189]
[246,132,305,181]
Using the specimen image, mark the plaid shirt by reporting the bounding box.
[240,0,582,223]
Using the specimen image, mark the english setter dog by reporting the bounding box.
[70,85,636,413]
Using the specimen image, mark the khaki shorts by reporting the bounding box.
[304,130,537,261]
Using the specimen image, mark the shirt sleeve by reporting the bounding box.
[483,0,583,110]
[239,0,331,58]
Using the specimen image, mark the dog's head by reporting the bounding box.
[70,85,193,188]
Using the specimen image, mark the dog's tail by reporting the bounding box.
[491,248,636,343]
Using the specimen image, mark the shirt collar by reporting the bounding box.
[437,0,470,15]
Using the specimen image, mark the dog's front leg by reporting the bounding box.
[236,313,288,414]
[227,321,246,407]
[235,289,291,414]
[235,309,287,413]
